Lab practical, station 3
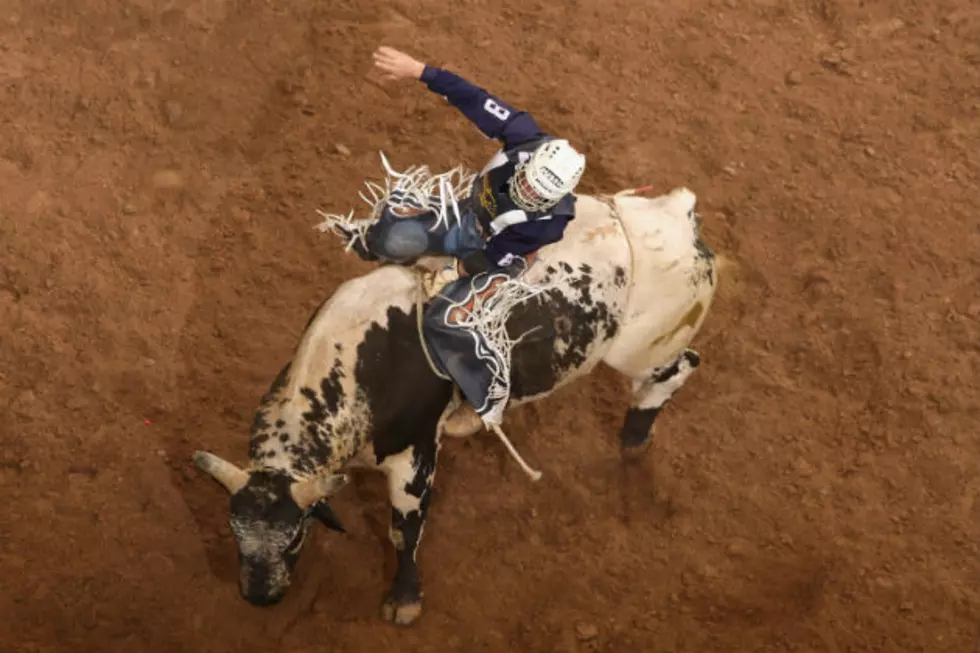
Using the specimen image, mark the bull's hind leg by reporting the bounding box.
[377,436,439,626]
[620,349,701,453]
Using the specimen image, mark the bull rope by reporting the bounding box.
[596,188,645,322]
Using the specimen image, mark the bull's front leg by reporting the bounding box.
[378,436,439,626]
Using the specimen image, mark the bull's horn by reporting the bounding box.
[290,473,350,510]
[192,451,248,494]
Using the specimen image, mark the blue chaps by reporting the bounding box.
[359,206,527,424]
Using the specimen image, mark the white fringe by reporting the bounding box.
[313,207,373,254]
[314,152,477,253]
[438,262,568,484]
[439,261,568,424]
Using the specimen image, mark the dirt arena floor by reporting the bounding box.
[2,0,978,651]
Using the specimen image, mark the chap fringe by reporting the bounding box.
[439,260,567,423]
[314,152,477,253]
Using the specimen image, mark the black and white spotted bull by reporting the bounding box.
[192,186,720,625]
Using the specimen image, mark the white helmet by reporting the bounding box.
[509,139,586,212]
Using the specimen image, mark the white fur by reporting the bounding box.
[633,355,699,411]
[601,189,717,379]
[379,446,423,516]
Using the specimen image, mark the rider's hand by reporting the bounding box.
[373,46,426,81]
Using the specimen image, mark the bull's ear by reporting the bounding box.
[290,473,349,511]
[192,451,248,494]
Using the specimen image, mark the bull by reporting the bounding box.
[192,184,720,625]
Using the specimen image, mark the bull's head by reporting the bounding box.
[192,450,349,606]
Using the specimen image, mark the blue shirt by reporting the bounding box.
[420,65,576,267]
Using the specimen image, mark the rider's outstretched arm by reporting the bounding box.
[372,47,545,150]
[420,65,545,151]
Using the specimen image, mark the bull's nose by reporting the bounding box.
[242,588,284,607]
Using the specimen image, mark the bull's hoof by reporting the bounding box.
[620,432,654,462]
[620,413,657,451]
[381,597,423,626]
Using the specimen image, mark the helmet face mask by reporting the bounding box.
[509,139,586,212]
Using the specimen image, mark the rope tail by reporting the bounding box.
[490,424,543,482]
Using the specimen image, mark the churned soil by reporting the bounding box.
[1,0,978,651]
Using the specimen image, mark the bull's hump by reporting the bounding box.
[308,266,417,333]
[288,266,418,392]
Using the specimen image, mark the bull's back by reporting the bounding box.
[507,194,633,401]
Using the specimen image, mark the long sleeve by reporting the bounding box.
[483,214,572,267]
[420,65,545,150]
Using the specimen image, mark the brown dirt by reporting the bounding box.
[2,0,978,651]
